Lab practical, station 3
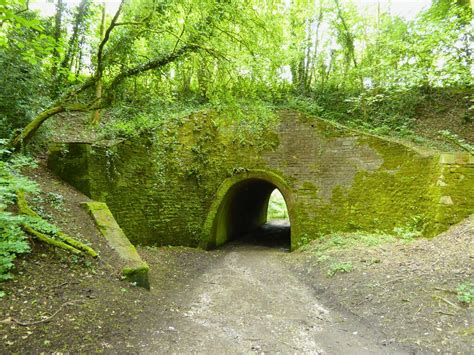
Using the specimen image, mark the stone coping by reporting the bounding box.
[82,201,150,289]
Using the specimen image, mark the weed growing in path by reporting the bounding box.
[456,282,474,305]
[327,262,353,277]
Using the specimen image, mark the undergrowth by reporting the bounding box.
[284,88,471,151]
[285,87,423,138]
[0,143,37,284]
[297,217,426,277]
[100,97,278,143]
[438,130,474,154]
[299,231,398,255]
[100,88,470,155]
[100,99,208,140]
[0,142,77,287]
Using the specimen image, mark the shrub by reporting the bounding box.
[0,142,38,281]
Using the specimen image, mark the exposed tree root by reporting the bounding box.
[17,191,98,258]
[433,295,461,309]
[1,301,79,326]
[55,230,98,257]
[22,224,82,255]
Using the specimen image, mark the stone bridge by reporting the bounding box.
[48,110,473,250]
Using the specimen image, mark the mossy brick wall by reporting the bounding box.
[426,153,474,236]
[48,109,474,248]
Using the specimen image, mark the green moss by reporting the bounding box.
[49,110,474,252]
[426,158,474,236]
[82,201,150,289]
[122,264,150,289]
[291,138,443,245]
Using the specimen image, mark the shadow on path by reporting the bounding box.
[229,219,291,251]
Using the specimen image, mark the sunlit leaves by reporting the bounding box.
[1,0,472,143]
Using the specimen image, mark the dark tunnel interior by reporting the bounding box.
[214,178,291,250]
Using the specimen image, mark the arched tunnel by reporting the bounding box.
[210,178,291,250]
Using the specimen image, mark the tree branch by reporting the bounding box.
[9,103,90,151]
[96,0,125,78]
[107,43,199,91]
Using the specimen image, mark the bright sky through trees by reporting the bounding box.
[31,0,431,19]
[31,0,122,16]
[2,0,471,152]
[355,0,431,19]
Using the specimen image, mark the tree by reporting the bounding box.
[51,0,64,79]
[91,1,106,124]
[8,0,262,151]
[2,0,472,152]
[55,0,93,91]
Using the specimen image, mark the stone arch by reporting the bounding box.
[200,170,297,250]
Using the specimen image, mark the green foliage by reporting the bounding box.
[393,216,425,240]
[0,221,30,281]
[303,231,397,255]
[267,189,289,220]
[0,21,51,138]
[438,130,474,153]
[0,143,37,281]
[46,192,66,211]
[2,0,472,149]
[327,261,353,277]
[285,87,427,139]
[216,99,278,148]
[0,1,47,50]
[100,99,205,140]
[456,282,474,305]
[1,143,84,281]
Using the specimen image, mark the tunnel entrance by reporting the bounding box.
[202,171,293,251]
[249,189,291,249]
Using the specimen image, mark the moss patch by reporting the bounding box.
[48,109,474,250]
[82,201,150,289]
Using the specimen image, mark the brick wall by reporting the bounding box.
[48,110,474,247]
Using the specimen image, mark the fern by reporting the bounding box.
[0,141,38,281]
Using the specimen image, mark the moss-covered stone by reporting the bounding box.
[48,109,474,250]
[82,201,150,289]
[425,153,474,236]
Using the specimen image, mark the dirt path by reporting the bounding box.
[137,225,408,354]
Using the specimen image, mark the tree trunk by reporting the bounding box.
[91,1,106,125]
[51,0,64,80]
[307,1,324,90]
[57,0,92,89]
[333,0,362,88]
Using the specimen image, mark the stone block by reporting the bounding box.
[82,201,150,289]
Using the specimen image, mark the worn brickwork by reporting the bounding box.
[48,110,474,248]
[427,153,474,236]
